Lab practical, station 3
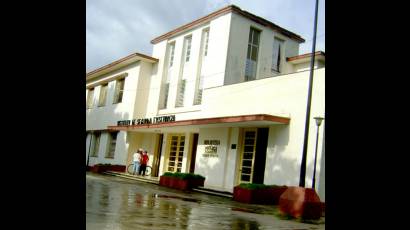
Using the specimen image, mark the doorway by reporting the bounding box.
[238,128,269,184]
[166,134,185,173]
[189,133,199,173]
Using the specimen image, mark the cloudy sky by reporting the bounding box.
[86,0,325,72]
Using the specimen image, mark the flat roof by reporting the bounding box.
[151,5,305,44]
[86,52,158,80]
[108,114,290,132]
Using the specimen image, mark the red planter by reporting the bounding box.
[233,186,287,204]
[90,165,108,173]
[90,165,126,174]
[108,165,126,172]
[159,176,205,190]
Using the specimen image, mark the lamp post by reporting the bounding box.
[312,116,324,189]
[299,0,320,187]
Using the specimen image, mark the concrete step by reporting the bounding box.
[192,187,233,198]
[103,171,159,184]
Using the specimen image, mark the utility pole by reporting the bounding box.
[299,0,320,187]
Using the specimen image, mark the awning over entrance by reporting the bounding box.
[108,114,290,132]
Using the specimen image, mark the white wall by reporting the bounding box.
[223,127,240,192]
[150,13,232,114]
[224,13,300,85]
[133,61,153,118]
[86,63,140,130]
[194,128,230,190]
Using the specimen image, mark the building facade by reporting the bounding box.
[86,5,325,201]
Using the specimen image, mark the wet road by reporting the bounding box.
[86,173,324,230]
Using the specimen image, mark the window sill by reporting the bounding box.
[105,156,115,159]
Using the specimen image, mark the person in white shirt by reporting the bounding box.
[132,149,142,175]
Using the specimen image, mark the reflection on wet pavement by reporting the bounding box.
[86,173,324,230]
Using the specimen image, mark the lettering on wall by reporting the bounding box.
[202,139,220,158]
[117,115,176,126]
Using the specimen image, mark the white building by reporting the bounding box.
[86,5,325,201]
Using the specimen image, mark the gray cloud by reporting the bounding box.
[86,0,325,72]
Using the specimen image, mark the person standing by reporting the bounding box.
[139,150,149,176]
[132,149,142,175]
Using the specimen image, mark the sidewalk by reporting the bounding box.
[102,171,234,198]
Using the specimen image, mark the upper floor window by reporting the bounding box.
[168,42,175,67]
[175,79,186,107]
[272,37,284,73]
[203,29,209,57]
[245,28,260,81]
[185,36,192,62]
[98,83,108,107]
[87,88,94,109]
[113,78,125,104]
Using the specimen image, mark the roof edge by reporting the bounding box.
[286,51,325,62]
[150,4,305,44]
[86,52,158,79]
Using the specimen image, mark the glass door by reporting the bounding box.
[167,135,185,172]
[239,129,257,183]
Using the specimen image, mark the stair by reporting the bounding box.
[103,171,159,184]
[192,187,233,198]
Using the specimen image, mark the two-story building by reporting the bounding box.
[86,5,325,201]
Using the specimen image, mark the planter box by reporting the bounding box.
[90,164,126,174]
[159,176,205,190]
[233,186,287,204]
[107,165,126,172]
[90,165,108,173]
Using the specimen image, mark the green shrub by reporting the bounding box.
[161,172,205,180]
[237,183,284,190]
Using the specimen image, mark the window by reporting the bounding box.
[168,43,175,67]
[87,88,94,109]
[175,79,186,107]
[98,84,108,107]
[194,75,204,105]
[203,29,209,56]
[185,36,192,62]
[272,37,284,72]
[113,78,125,104]
[245,28,260,81]
[106,132,118,158]
[91,132,101,157]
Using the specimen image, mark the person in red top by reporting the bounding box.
[138,150,149,176]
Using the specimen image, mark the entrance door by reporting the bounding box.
[239,129,257,183]
[189,133,199,173]
[167,134,185,173]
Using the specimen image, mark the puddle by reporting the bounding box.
[155,194,201,203]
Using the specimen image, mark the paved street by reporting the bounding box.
[86,173,325,230]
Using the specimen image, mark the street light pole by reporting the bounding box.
[312,117,324,189]
[299,0,320,187]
